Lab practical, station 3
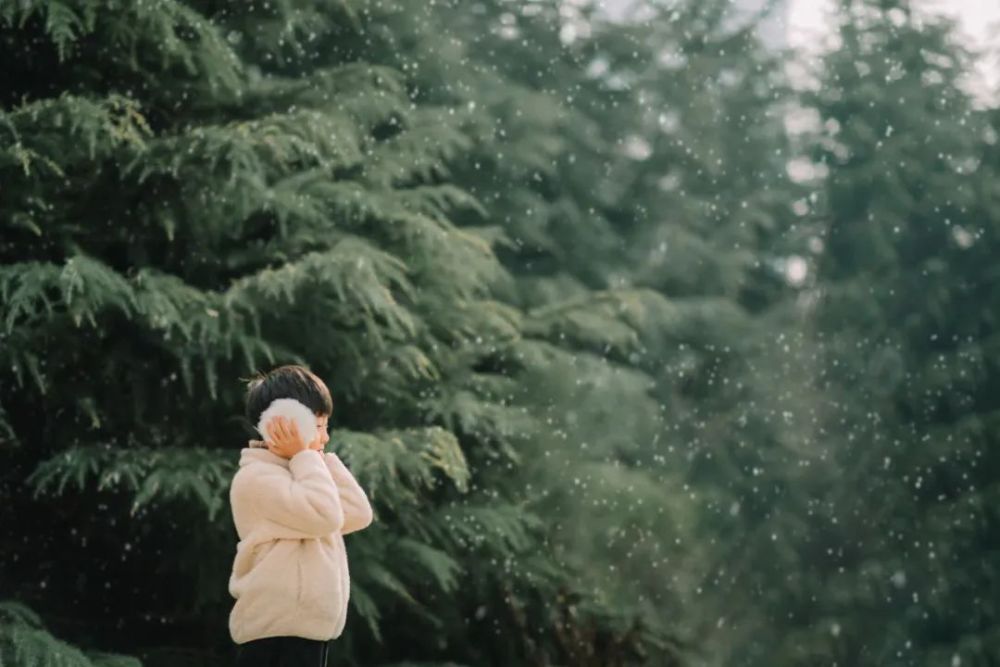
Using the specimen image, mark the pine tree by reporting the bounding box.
[331,2,806,664]
[600,12,818,667]
[731,1,1000,663]
[308,2,695,663]
[7,1,935,665]
[0,1,564,665]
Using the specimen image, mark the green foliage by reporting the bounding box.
[6,0,995,665]
[0,601,142,667]
[332,427,471,502]
[1,0,242,91]
[0,0,797,664]
[697,2,1000,664]
[27,445,234,520]
[0,94,150,181]
[2,0,561,662]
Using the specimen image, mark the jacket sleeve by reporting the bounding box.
[236,449,344,536]
[324,452,374,535]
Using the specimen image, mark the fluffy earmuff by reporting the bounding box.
[256,398,317,446]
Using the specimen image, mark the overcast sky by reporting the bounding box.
[596,1,1000,103]
[789,0,1000,101]
[790,0,1000,48]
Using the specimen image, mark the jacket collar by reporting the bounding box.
[239,441,290,469]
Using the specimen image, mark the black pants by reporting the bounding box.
[234,636,331,667]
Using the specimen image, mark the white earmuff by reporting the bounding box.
[256,398,317,446]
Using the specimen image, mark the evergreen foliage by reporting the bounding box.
[2,0,998,665]
[0,600,141,667]
[766,2,1000,663]
[0,0,677,664]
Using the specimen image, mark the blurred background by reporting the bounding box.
[1,0,998,665]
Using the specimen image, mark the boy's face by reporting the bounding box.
[309,413,331,451]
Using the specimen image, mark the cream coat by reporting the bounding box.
[228,445,373,644]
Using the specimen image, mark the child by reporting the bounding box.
[229,365,374,667]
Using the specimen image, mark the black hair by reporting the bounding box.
[243,364,334,429]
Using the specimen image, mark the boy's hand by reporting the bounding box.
[265,416,320,459]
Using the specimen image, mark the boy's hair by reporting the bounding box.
[244,364,333,427]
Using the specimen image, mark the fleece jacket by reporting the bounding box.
[227,445,373,644]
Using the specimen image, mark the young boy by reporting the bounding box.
[229,365,374,667]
